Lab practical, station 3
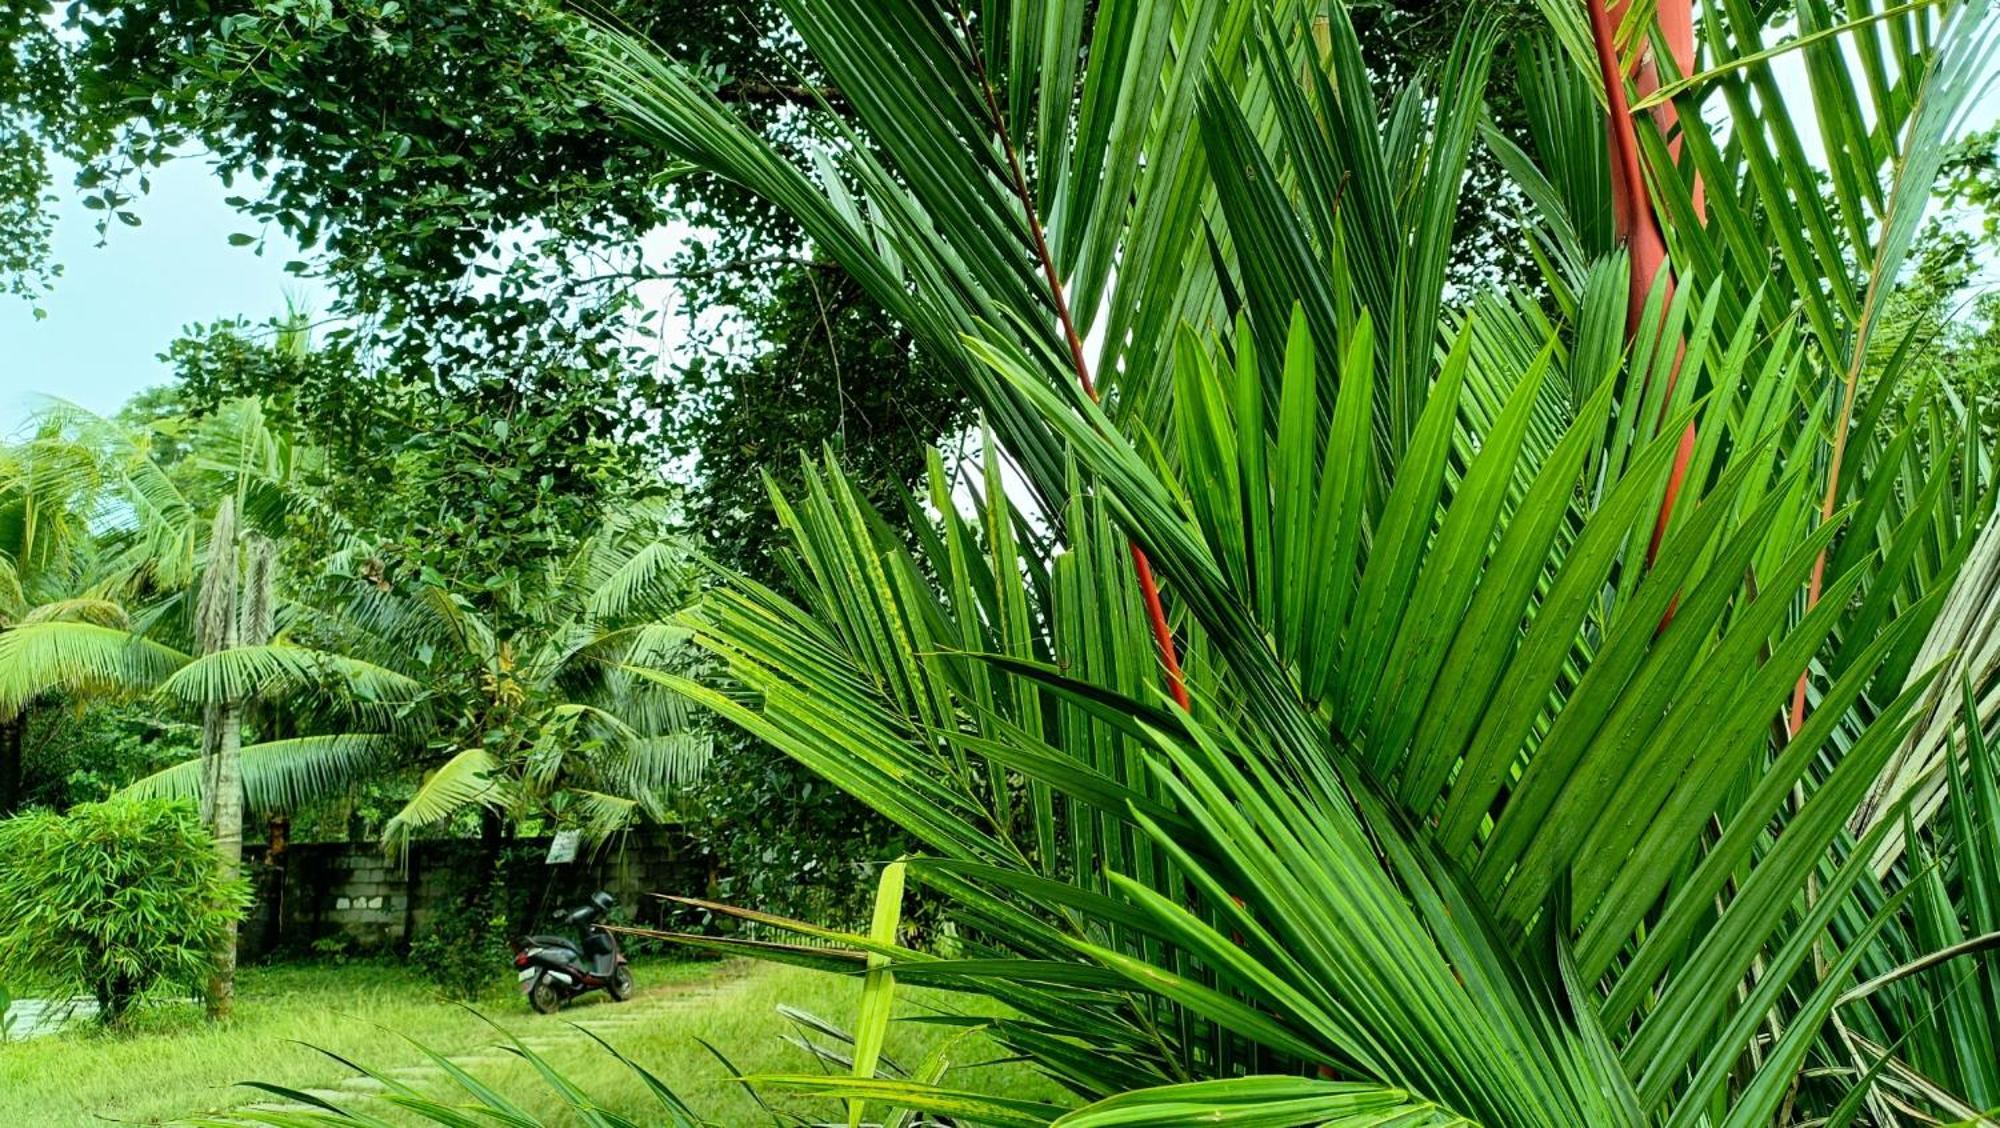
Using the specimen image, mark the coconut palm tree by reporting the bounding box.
[546,0,2000,1123]
[0,400,709,1025]
[0,404,709,849]
[275,495,711,851]
[0,398,407,1014]
[0,408,141,812]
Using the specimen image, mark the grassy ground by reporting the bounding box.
[0,956,1058,1126]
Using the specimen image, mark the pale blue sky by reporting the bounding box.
[0,156,327,437]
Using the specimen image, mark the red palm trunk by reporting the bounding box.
[1590,1,1700,579]
[955,10,1192,711]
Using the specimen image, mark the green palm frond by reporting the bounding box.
[586,0,1300,514]
[0,554,21,618]
[192,1020,712,1127]
[326,581,495,668]
[601,621,694,669]
[120,733,397,817]
[20,597,129,627]
[581,538,687,623]
[585,726,711,806]
[1,422,113,610]
[155,643,423,708]
[381,747,509,854]
[1051,1078,1470,1128]
[563,788,645,842]
[184,1,2000,1124]
[1862,487,2000,853]
[0,620,191,717]
[1599,0,2000,858]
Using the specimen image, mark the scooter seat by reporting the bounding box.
[525,934,577,949]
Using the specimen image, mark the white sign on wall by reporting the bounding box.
[545,829,581,865]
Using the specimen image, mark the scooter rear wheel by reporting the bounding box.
[607,965,636,1002]
[528,976,564,1014]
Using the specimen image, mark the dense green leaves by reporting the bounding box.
[0,404,710,845]
[0,0,1988,1122]
[591,0,2000,1123]
[0,798,249,1024]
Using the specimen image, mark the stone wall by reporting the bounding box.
[239,829,711,957]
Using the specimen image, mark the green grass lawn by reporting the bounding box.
[0,956,1059,1126]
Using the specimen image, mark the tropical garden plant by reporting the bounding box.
[588,0,2000,1123]
[0,404,711,849]
[0,797,249,1026]
[276,494,712,849]
[0,408,122,813]
[1,397,391,1014]
[0,396,711,1017]
[196,0,2000,1123]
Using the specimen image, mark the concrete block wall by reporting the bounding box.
[241,829,709,957]
[321,847,406,949]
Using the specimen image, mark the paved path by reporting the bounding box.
[237,962,750,1117]
[2,996,98,1040]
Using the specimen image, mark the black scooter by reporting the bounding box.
[512,890,634,1014]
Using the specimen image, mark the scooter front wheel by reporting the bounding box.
[607,965,635,1002]
[528,976,565,1014]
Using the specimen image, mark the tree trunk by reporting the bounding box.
[96,973,137,1027]
[478,805,508,881]
[265,815,290,950]
[202,700,243,1019]
[194,499,255,1021]
[0,714,22,816]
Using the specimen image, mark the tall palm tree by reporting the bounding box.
[189,497,277,1019]
[567,0,2000,1123]
[0,410,133,812]
[286,496,711,850]
[0,399,393,1015]
[0,410,708,850]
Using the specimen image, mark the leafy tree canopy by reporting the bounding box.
[0,0,1552,580]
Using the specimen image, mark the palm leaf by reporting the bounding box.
[0,619,190,716]
[1053,1078,1469,1128]
[155,643,423,708]
[575,2,2000,1124]
[120,733,396,817]
[381,748,509,852]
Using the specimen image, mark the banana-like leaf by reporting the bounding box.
[120,733,396,817]
[0,619,190,716]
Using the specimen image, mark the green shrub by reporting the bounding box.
[0,798,250,1025]
[309,932,358,965]
[407,871,511,1001]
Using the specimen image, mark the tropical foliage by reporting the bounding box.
[541,0,2000,1123]
[3,0,1998,1123]
[0,797,249,1025]
[0,400,709,845]
[274,495,712,848]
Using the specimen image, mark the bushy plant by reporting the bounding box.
[0,798,249,1025]
[408,901,507,1002]
[407,862,523,1001]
